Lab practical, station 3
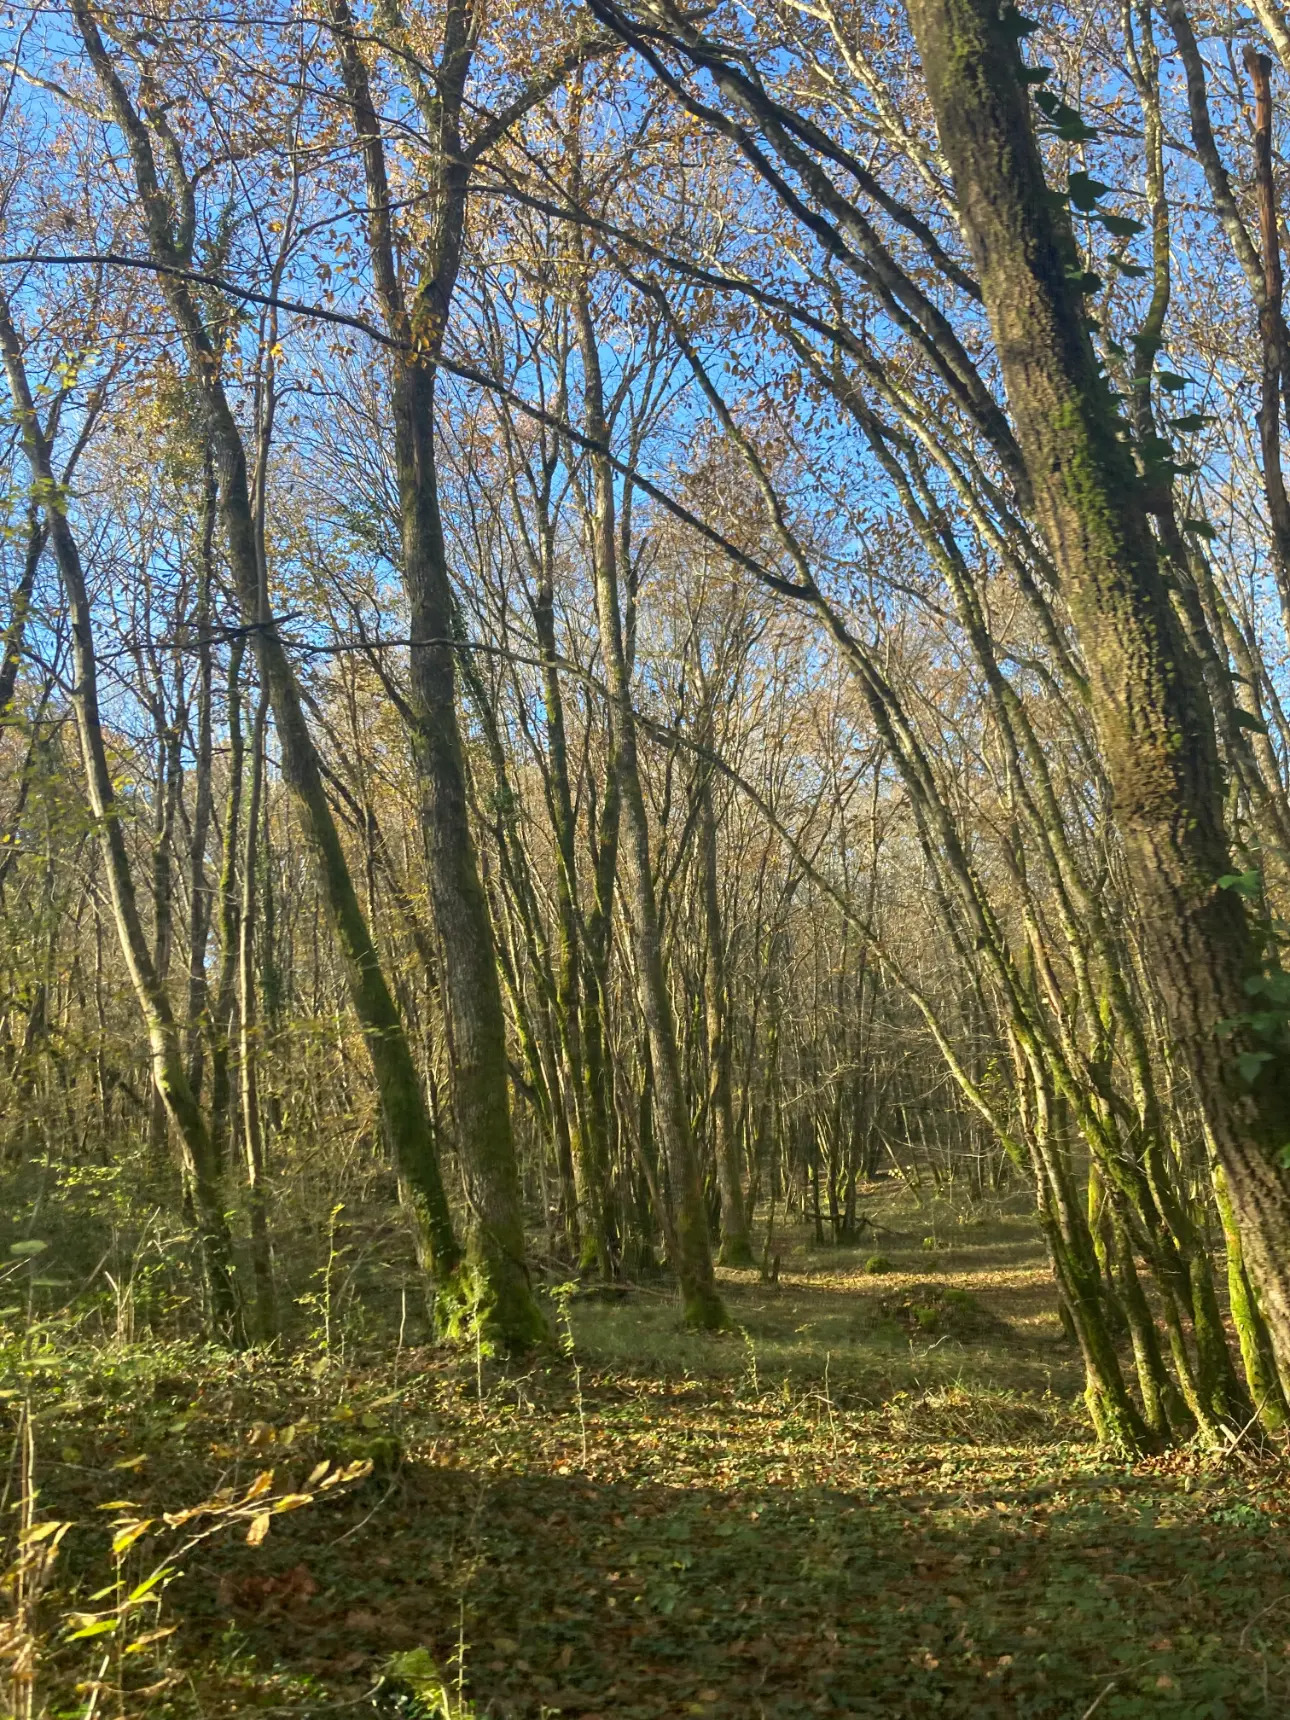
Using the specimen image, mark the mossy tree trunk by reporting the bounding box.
[906,0,1290,1387]
[73,0,461,1296]
[332,4,546,1352]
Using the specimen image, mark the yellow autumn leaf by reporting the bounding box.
[111,1519,154,1556]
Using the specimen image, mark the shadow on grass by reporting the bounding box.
[189,1449,1290,1720]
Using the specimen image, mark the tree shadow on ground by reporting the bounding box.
[188,1444,1290,1720]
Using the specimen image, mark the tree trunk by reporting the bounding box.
[239,685,277,1339]
[699,772,753,1266]
[0,293,242,1344]
[331,11,545,1352]
[573,278,726,1330]
[906,0,1290,1387]
[72,0,462,1296]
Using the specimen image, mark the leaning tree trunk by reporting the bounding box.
[0,295,242,1343]
[905,0,1290,1390]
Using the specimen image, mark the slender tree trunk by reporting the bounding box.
[184,454,217,1101]
[145,694,182,1173]
[574,277,725,1330]
[209,637,245,1175]
[0,512,44,720]
[72,0,462,1296]
[533,573,613,1276]
[699,771,753,1266]
[0,293,242,1344]
[239,686,277,1339]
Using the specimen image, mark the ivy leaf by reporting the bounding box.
[1233,710,1268,734]
[1183,517,1216,539]
[1111,258,1150,276]
[1169,413,1215,432]
[1219,869,1263,899]
[1000,8,1041,36]
[1237,1050,1272,1083]
[1068,170,1111,209]
[1157,371,1189,391]
[1065,266,1103,294]
[1021,64,1053,83]
[1098,212,1145,237]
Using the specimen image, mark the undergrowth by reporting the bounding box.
[1,1193,1287,1718]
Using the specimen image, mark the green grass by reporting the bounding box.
[6,1190,1290,1718]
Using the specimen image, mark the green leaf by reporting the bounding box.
[67,1618,119,1641]
[1169,413,1215,432]
[127,1565,174,1604]
[1111,259,1150,276]
[1038,95,1094,136]
[1020,64,1053,83]
[1233,710,1268,734]
[1237,1050,1272,1083]
[1219,869,1262,899]
[9,1240,47,1256]
[1157,370,1189,391]
[1065,266,1103,294]
[1000,9,1041,36]
[1098,212,1145,237]
[1183,517,1216,539]
[1068,170,1111,209]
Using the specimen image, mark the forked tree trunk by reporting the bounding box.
[906,0,1290,1389]
[331,13,546,1351]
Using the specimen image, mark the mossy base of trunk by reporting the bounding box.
[718,1234,756,1269]
[578,1235,614,1280]
[436,1258,550,1356]
[682,1282,729,1331]
[1085,1381,1157,1457]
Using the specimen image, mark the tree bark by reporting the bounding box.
[905,0,1290,1389]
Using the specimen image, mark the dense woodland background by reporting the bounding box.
[8,0,1290,1484]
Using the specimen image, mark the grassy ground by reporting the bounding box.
[8,1188,1290,1718]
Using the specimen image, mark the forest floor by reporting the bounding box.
[11,1186,1290,1719]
